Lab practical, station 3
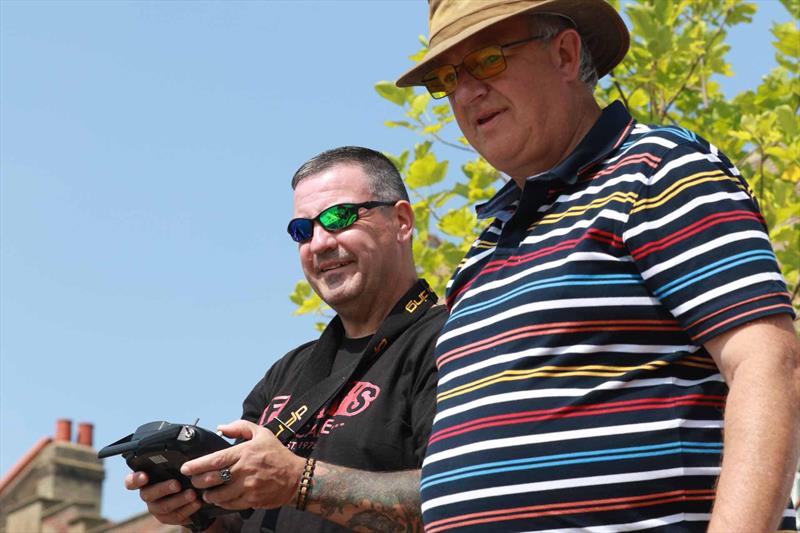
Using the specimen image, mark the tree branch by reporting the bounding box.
[735,148,757,171]
[410,190,444,223]
[660,8,733,121]
[613,78,631,109]
[430,133,476,153]
[410,114,476,154]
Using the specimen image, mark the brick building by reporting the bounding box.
[0,419,179,533]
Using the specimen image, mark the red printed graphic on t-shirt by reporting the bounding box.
[258,394,290,426]
[334,382,381,416]
[263,382,381,452]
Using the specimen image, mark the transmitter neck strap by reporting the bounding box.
[264,278,437,446]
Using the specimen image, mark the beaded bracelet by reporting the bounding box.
[296,457,316,511]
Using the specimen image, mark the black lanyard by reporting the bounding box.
[264,278,437,446]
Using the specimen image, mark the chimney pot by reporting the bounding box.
[77,422,94,447]
[55,419,72,442]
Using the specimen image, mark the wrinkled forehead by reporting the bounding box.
[292,165,373,218]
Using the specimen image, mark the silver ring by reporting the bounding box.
[219,467,232,484]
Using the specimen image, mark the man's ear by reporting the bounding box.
[550,28,582,82]
[394,200,415,243]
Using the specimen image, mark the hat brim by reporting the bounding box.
[396,0,629,87]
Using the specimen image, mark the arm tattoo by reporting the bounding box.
[306,463,423,533]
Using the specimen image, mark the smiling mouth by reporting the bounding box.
[320,261,351,273]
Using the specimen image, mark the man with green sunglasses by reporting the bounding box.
[126,146,447,532]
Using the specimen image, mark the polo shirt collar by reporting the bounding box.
[476,100,633,220]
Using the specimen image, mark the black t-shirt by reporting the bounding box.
[332,334,372,373]
[239,304,447,533]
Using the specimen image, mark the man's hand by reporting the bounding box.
[181,419,305,511]
[182,419,423,532]
[124,471,201,526]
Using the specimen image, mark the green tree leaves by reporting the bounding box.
[375,81,413,106]
[407,152,448,188]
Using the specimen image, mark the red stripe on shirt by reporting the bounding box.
[630,210,763,261]
[447,229,626,309]
[425,489,715,532]
[429,394,725,444]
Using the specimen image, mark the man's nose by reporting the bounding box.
[451,68,489,106]
[307,222,337,254]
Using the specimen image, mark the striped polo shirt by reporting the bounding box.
[420,101,797,532]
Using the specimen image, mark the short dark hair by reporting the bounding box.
[291,146,410,203]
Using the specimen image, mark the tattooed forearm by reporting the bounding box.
[305,463,423,533]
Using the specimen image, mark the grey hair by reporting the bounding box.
[528,14,599,90]
[291,146,409,203]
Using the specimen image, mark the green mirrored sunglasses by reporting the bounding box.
[287,201,396,243]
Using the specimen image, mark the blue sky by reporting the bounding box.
[0,0,793,523]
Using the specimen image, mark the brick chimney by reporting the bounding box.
[55,419,72,442]
[77,422,94,447]
[0,418,106,533]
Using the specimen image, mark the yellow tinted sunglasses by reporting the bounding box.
[421,34,548,99]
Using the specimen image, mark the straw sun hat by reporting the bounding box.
[396,0,630,87]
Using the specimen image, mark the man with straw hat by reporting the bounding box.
[397,1,800,531]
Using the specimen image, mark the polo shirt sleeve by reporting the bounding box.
[411,352,438,463]
[622,140,794,345]
[409,306,447,463]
